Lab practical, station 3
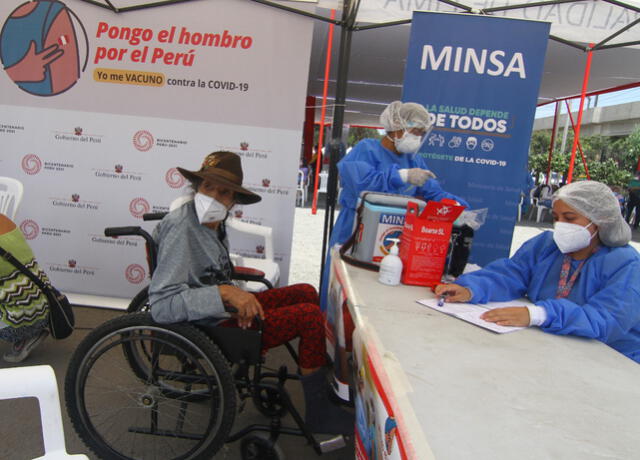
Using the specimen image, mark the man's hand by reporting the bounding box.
[434,283,472,303]
[218,285,265,329]
[480,307,530,327]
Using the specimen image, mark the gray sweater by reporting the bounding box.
[149,201,233,323]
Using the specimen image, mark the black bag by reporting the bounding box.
[0,246,75,339]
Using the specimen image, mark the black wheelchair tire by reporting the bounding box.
[127,285,150,313]
[240,433,285,460]
[65,312,237,460]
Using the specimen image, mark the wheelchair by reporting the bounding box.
[64,212,347,459]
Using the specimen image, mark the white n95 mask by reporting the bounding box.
[553,221,596,254]
[194,192,228,224]
[395,132,422,154]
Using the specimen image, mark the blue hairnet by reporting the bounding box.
[553,180,631,247]
[380,101,432,132]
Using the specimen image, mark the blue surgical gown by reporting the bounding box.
[455,231,640,363]
[320,138,469,311]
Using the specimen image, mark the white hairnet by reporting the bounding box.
[380,101,432,132]
[553,180,631,247]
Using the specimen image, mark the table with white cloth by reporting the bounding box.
[325,249,640,460]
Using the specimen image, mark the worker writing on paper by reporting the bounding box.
[321,101,469,311]
[435,181,640,363]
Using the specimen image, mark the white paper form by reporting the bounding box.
[416,298,533,334]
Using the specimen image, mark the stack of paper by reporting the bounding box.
[416,298,533,334]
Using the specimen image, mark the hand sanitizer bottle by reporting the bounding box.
[378,238,403,286]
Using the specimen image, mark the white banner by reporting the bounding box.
[0,0,313,299]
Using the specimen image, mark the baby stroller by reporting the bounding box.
[64,212,347,459]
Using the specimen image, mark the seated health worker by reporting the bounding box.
[0,213,50,363]
[321,100,469,311]
[149,151,353,434]
[435,180,640,363]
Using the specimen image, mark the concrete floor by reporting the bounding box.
[0,306,354,460]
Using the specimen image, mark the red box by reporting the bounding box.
[399,199,465,287]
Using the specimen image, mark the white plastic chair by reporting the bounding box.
[296,170,307,207]
[317,170,328,195]
[0,176,24,220]
[0,365,89,460]
[169,196,279,291]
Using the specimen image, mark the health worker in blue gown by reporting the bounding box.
[435,181,640,363]
[321,101,469,311]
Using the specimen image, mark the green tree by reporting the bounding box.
[347,127,382,146]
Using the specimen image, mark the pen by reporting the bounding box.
[437,293,448,307]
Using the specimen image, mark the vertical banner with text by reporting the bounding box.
[403,12,549,265]
[0,0,312,298]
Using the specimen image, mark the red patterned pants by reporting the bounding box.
[223,283,326,369]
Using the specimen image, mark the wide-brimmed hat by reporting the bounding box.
[177,151,261,205]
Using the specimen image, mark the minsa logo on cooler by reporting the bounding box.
[125,264,146,284]
[234,209,243,219]
[21,154,42,175]
[133,130,154,151]
[240,142,249,151]
[71,193,80,202]
[256,245,264,254]
[19,219,39,240]
[68,259,77,268]
[129,197,150,218]
[74,126,83,136]
[115,164,123,173]
[262,178,271,187]
[165,168,185,189]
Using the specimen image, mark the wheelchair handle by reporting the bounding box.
[143,212,168,221]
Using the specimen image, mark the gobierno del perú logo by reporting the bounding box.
[133,130,154,152]
[0,0,88,96]
[129,197,150,218]
[21,154,42,175]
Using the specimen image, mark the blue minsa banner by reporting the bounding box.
[403,12,550,266]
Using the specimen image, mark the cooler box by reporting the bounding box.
[350,192,427,265]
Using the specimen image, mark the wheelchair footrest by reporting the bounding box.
[318,434,347,454]
[318,435,347,453]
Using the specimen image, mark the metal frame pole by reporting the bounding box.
[567,44,594,183]
[312,9,337,215]
[319,0,357,285]
[545,101,560,185]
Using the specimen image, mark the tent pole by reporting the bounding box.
[545,101,560,185]
[319,0,356,286]
[564,100,591,180]
[312,9,337,215]
[567,43,594,183]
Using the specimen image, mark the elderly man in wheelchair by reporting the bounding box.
[64,151,353,460]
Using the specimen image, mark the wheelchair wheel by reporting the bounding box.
[252,379,288,418]
[65,312,236,460]
[127,285,150,313]
[240,433,285,460]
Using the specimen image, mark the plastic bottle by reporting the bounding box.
[378,238,403,286]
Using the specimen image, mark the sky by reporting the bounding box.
[535,87,640,119]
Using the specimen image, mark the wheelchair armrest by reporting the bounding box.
[232,266,267,282]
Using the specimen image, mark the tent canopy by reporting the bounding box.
[308,0,640,126]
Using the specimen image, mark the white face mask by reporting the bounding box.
[553,221,596,254]
[194,192,229,224]
[394,132,423,154]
